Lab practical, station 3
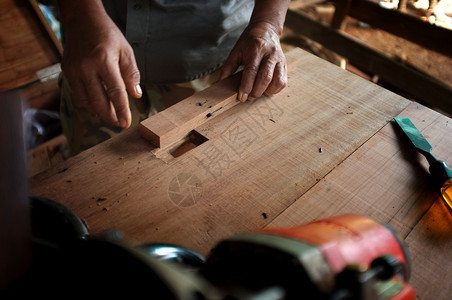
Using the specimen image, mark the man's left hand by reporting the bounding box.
[220,21,287,102]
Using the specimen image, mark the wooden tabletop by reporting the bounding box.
[30,48,452,299]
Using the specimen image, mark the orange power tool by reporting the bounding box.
[9,210,415,300]
[201,214,415,300]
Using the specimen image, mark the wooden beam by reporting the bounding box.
[139,73,242,148]
[284,8,452,116]
[0,0,61,91]
[340,0,452,58]
[28,0,63,55]
[140,53,298,149]
[31,48,413,258]
[331,0,352,30]
[289,0,326,10]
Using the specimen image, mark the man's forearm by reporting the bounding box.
[250,0,291,35]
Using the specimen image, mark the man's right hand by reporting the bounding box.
[58,0,142,129]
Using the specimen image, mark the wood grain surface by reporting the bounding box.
[266,102,452,299]
[30,48,452,299]
[0,0,61,91]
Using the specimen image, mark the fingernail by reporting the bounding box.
[135,84,142,97]
[238,91,248,102]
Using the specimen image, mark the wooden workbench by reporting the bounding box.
[30,48,452,299]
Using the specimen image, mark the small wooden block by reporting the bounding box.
[139,52,298,149]
[139,73,241,148]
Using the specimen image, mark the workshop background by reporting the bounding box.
[1,0,451,177]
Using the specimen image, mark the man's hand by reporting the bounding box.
[220,21,287,102]
[220,0,290,102]
[59,0,141,128]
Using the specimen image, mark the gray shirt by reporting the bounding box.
[103,0,254,84]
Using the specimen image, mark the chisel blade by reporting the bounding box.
[394,117,432,155]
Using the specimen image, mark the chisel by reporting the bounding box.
[394,117,452,210]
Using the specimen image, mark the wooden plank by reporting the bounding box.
[404,199,452,300]
[140,54,299,149]
[27,134,67,177]
[0,0,61,91]
[22,77,60,110]
[266,102,452,299]
[330,0,352,29]
[27,0,63,55]
[139,73,242,148]
[289,0,326,10]
[284,8,452,116]
[30,48,410,256]
[139,54,297,148]
[343,0,452,58]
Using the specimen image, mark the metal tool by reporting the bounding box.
[394,117,452,210]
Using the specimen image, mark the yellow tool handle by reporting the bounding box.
[441,178,452,210]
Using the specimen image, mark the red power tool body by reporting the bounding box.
[3,208,416,299]
[201,214,415,300]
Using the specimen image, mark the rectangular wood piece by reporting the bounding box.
[139,73,241,149]
[139,53,298,149]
